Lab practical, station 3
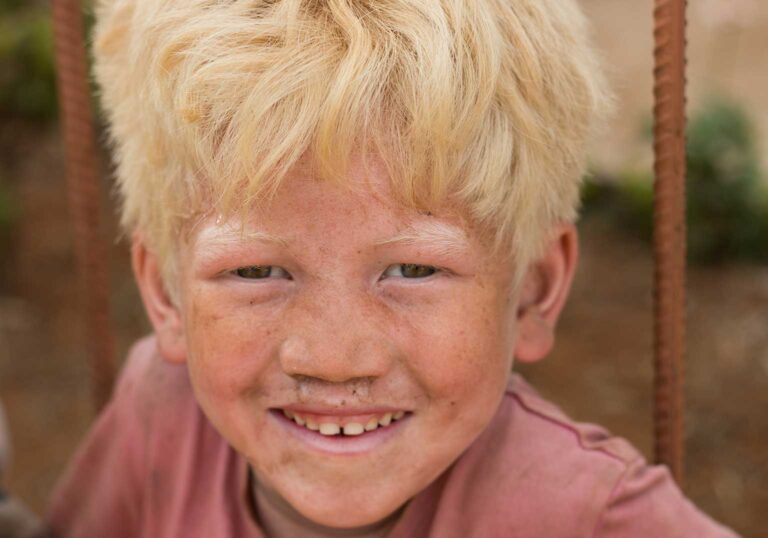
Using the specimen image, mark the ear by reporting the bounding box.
[514,223,578,363]
[131,234,188,364]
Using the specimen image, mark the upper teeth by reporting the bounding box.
[319,423,340,436]
[282,409,406,436]
[342,423,364,436]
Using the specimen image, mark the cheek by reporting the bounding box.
[182,287,278,400]
[180,289,288,452]
[408,288,516,399]
[400,289,516,471]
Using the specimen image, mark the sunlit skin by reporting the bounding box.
[132,154,577,536]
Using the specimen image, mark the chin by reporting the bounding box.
[289,486,406,529]
[301,507,397,530]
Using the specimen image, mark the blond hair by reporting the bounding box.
[94,0,609,289]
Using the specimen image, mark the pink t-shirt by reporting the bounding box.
[47,337,738,537]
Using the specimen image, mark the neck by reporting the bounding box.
[251,470,401,538]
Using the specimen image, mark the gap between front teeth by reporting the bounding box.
[283,410,405,436]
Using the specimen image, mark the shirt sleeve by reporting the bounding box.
[46,338,156,538]
[594,458,741,538]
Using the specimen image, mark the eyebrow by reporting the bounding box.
[193,220,471,259]
[194,225,289,251]
[375,222,471,256]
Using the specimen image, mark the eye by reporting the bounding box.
[232,265,289,279]
[383,263,437,279]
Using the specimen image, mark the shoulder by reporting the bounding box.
[506,376,737,536]
[99,335,208,441]
[79,335,200,448]
[504,373,642,469]
[47,336,208,536]
[435,374,737,537]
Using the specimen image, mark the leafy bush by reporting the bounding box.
[0,6,57,120]
[685,100,768,262]
[583,99,768,263]
[0,2,99,122]
[0,0,26,15]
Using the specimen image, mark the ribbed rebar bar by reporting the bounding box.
[52,0,116,411]
[652,0,687,486]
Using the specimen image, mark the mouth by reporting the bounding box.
[269,407,412,454]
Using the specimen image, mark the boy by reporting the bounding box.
[48,0,737,536]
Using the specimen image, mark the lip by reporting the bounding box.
[269,408,411,456]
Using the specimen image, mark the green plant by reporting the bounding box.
[583,99,768,264]
[0,7,57,120]
[0,0,26,15]
[0,2,99,122]
[685,100,768,262]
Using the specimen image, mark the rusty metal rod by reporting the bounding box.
[52,0,116,411]
[652,0,687,486]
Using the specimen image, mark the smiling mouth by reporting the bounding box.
[278,409,408,437]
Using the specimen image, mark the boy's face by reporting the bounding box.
[134,154,575,528]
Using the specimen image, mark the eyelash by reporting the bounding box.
[382,264,438,279]
[230,264,439,280]
[231,266,290,280]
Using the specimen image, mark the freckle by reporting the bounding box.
[450,401,456,406]
[279,451,294,466]
[340,399,346,406]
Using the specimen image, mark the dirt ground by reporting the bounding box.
[1,1,767,536]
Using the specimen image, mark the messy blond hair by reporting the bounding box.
[94,0,609,288]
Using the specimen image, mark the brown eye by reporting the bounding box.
[402,264,436,278]
[234,266,286,279]
[383,264,437,279]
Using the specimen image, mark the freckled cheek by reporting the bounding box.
[410,298,513,399]
[184,296,279,400]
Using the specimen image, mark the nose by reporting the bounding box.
[278,296,396,384]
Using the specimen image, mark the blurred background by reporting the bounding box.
[0,0,766,535]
